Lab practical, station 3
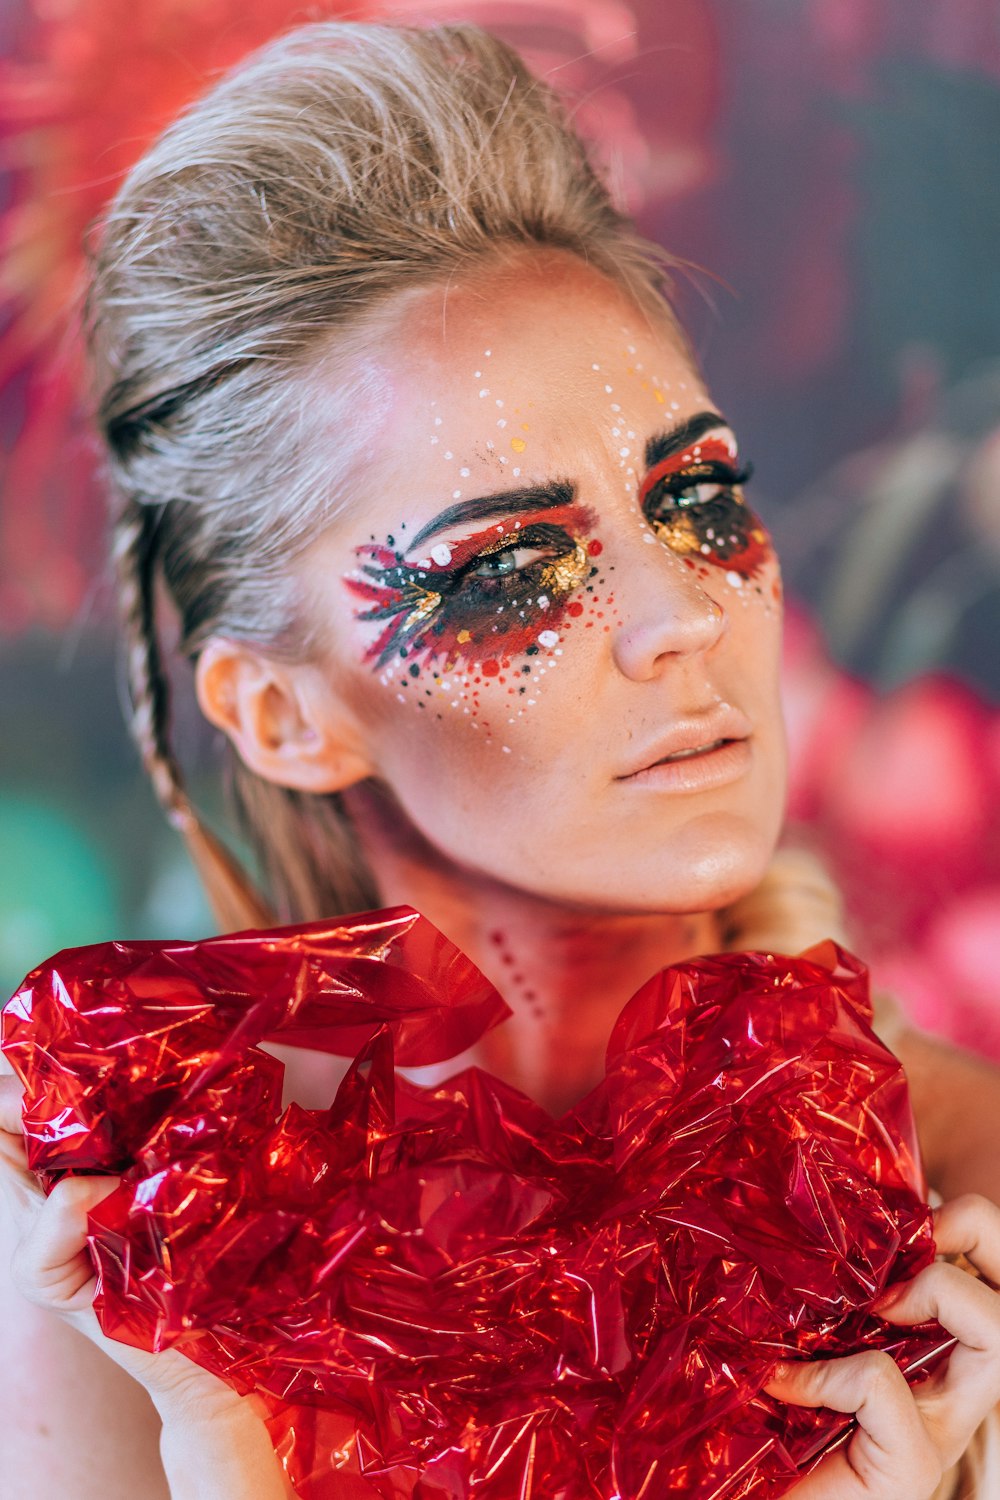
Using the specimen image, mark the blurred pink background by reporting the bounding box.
[1,0,998,1051]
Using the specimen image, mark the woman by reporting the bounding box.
[3,20,1000,1499]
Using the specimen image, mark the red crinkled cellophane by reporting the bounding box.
[2,907,953,1499]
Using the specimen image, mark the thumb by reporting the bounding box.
[12,1173,122,1315]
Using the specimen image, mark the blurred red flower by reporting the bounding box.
[782,602,1000,1056]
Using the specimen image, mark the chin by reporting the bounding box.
[571,810,782,917]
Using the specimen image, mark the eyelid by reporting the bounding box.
[402,502,594,573]
[639,453,751,508]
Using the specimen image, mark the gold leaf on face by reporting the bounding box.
[651,514,701,555]
[403,587,442,632]
[540,540,589,598]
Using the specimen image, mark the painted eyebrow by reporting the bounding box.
[644,411,732,470]
[406,480,575,552]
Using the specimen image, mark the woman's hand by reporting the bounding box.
[0,1069,301,1498]
[766,1194,1000,1498]
[0,1071,241,1423]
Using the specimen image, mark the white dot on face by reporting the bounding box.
[611,403,621,413]
[592,363,600,371]
[604,385,613,394]
[460,467,470,477]
[619,447,630,458]
[502,745,511,753]
[512,467,521,477]
[643,533,657,545]
[538,629,559,649]
[497,418,507,429]
[474,371,482,378]
[434,416,443,426]
[430,436,439,445]
[452,489,461,499]
[444,451,453,460]
[495,399,504,408]
[430,543,453,566]
[726,570,743,588]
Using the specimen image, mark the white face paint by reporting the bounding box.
[296,253,784,915]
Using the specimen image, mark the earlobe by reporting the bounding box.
[194,640,373,794]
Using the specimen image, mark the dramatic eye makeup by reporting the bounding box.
[346,488,600,677]
[639,413,771,581]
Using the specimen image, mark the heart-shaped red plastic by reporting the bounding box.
[2,907,952,1500]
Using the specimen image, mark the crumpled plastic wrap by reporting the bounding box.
[2,908,953,1500]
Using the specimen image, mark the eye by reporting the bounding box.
[643,462,752,519]
[667,479,735,509]
[470,545,551,578]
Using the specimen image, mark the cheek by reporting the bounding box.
[673,522,783,619]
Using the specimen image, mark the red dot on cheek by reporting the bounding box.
[480,659,500,677]
[588,540,603,557]
[567,601,584,617]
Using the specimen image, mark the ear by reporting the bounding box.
[195,639,373,794]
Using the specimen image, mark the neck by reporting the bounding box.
[344,783,721,1116]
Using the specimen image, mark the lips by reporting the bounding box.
[618,710,752,779]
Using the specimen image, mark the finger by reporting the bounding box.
[0,1079,39,1228]
[934,1194,1000,1286]
[0,1126,42,1225]
[765,1351,939,1497]
[875,1258,1000,1466]
[11,1172,121,1316]
[875,1259,1000,1356]
[0,1073,25,1134]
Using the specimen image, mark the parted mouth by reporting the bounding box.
[617,711,752,779]
[653,737,731,763]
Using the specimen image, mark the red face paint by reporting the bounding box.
[638,436,771,579]
[345,502,600,674]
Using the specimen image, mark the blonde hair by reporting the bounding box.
[87,18,682,930]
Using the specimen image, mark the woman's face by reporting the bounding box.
[297,253,787,914]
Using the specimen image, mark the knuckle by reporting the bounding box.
[941,1191,1000,1238]
[857,1349,905,1399]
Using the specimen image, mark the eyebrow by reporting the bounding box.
[407,480,575,552]
[644,410,731,470]
[405,410,730,553]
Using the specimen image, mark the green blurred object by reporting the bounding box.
[0,794,119,996]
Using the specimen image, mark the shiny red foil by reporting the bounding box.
[2,911,953,1499]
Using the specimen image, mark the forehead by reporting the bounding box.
[373,255,705,452]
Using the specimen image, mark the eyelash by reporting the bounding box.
[449,459,755,582]
[642,460,754,521]
[435,524,575,596]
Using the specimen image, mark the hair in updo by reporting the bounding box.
[88,19,681,929]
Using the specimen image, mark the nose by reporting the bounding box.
[610,540,728,681]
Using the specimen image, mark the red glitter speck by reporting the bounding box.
[568,602,584,617]
[588,540,603,556]
[480,660,500,677]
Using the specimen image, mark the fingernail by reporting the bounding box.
[770,1361,791,1380]
[872,1284,906,1313]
